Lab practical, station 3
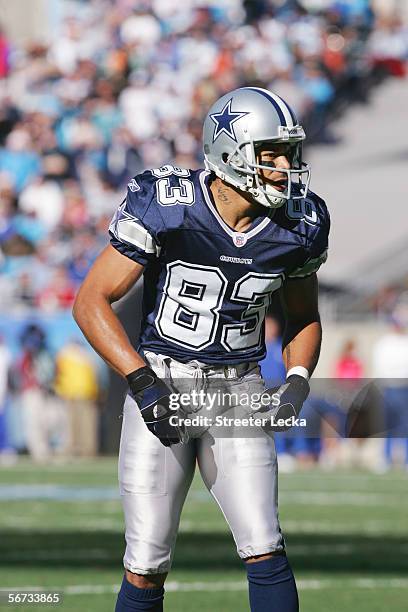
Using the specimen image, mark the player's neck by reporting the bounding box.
[210,177,267,232]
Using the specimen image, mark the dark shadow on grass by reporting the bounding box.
[1,531,407,574]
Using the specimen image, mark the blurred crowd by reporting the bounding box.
[1,0,407,313]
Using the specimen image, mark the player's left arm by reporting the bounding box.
[259,198,329,429]
[258,273,321,430]
[280,272,321,377]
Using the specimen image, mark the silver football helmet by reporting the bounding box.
[203,87,311,208]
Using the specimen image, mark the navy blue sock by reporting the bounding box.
[115,575,164,611]
[245,555,299,612]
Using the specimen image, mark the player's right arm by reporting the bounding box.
[73,175,184,445]
[72,244,146,377]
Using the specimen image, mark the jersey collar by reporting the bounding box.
[199,171,272,247]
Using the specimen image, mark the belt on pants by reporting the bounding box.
[143,351,258,380]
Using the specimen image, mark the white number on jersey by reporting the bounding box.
[156,262,227,349]
[151,165,195,207]
[155,262,283,353]
[222,273,283,351]
[287,198,317,225]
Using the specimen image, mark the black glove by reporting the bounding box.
[258,374,310,432]
[127,367,185,446]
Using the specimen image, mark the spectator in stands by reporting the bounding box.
[334,339,364,378]
[18,175,65,231]
[368,12,408,77]
[54,338,100,457]
[12,323,68,462]
[0,127,41,193]
[372,297,408,469]
[323,339,367,470]
[36,266,76,312]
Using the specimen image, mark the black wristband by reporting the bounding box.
[286,374,310,401]
[126,366,157,393]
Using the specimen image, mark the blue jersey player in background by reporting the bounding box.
[73,87,330,612]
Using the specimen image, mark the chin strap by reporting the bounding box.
[246,180,286,209]
[205,157,287,209]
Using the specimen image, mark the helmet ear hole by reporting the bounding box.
[222,152,243,168]
[229,153,244,167]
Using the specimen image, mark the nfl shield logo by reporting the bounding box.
[233,233,247,248]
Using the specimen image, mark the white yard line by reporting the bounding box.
[1,515,406,535]
[3,578,408,596]
[0,517,122,530]
[1,481,407,503]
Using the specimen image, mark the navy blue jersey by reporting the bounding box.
[109,165,330,364]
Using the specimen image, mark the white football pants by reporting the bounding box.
[118,352,284,575]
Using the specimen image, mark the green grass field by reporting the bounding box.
[0,458,407,611]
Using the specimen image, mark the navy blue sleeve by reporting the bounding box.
[109,173,164,266]
[288,195,330,279]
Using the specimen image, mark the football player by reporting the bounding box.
[73,87,330,612]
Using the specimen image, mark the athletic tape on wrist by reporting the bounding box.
[286,366,310,381]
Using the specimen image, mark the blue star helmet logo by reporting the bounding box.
[210,99,249,143]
